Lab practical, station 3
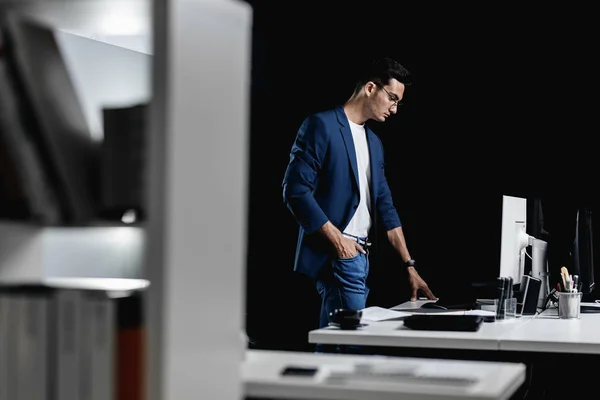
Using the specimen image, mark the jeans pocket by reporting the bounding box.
[332,254,367,293]
[335,253,360,261]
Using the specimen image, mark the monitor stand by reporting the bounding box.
[530,237,548,309]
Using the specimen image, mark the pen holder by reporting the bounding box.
[495,297,517,320]
[558,292,582,319]
[504,298,517,319]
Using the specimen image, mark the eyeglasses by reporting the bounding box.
[376,84,403,109]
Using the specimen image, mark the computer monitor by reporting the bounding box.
[500,195,550,309]
[573,208,595,299]
[499,195,529,284]
[540,197,596,309]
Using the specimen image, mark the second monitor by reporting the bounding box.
[499,195,549,308]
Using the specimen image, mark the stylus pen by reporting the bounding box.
[497,277,506,320]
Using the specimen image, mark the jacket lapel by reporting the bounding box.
[335,107,360,190]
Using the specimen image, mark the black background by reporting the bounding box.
[243,1,598,351]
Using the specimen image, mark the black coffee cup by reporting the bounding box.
[329,308,362,328]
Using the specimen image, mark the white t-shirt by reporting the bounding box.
[343,120,372,238]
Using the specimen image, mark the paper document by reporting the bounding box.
[410,310,467,315]
[464,309,496,317]
[391,299,437,311]
[405,310,495,316]
[360,306,411,322]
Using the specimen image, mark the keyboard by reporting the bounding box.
[580,305,600,313]
[403,315,483,332]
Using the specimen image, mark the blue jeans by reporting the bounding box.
[314,243,370,353]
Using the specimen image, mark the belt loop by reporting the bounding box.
[343,233,370,247]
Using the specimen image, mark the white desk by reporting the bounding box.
[308,302,600,356]
[498,307,600,354]
[309,301,533,352]
[243,349,526,400]
[308,318,529,351]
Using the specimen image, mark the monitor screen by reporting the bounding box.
[541,197,596,301]
[573,208,595,298]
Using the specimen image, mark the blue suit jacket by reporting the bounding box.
[282,106,402,280]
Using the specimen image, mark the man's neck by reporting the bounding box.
[343,98,368,125]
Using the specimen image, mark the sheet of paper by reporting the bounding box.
[391,299,437,310]
[409,310,466,316]
[360,306,412,321]
[464,309,496,316]
[407,310,495,316]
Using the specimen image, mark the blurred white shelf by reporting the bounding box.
[0,0,151,36]
[2,276,150,291]
[243,350,526,400]
[0,221,145,282]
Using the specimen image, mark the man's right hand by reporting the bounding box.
[318,221,366,258]
[335,236,367,259]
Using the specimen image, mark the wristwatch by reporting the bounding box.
[404,259,416,267]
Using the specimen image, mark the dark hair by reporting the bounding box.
[353,57,412,94]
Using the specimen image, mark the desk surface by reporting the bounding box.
[499,307,600,354]
[309,301,532,351]
[243,349,526,400]
[309,318,528,351]
[309,301,600,355]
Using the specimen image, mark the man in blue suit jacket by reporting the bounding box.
[282,58,437,341]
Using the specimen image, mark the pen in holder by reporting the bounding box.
[496,276,512,320]
[558,291,582,319]
[496,280,504,320]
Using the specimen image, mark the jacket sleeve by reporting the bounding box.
[374,138,402,231]
[282,115,330,234]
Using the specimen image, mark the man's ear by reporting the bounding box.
[364,81,377,97]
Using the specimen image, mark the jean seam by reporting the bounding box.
[336,286,344,310]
